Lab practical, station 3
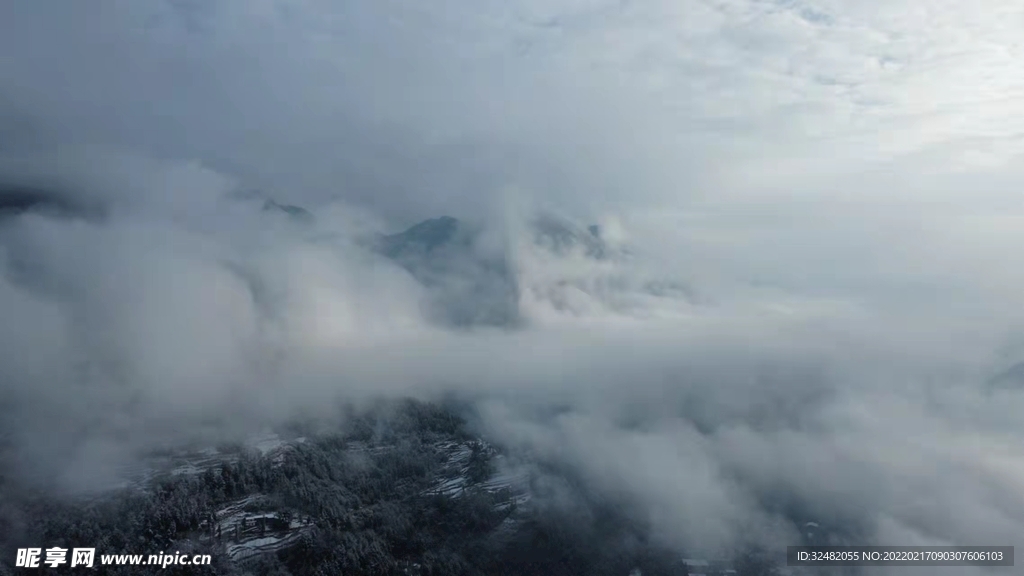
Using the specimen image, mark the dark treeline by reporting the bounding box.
[0,400,782,576]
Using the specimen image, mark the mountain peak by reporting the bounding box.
[403,215,459,239]
[530,213,610,260]
[374,216,519,327]
[0,186,99,219]
[262,199,314,222]
[379,216,463,257]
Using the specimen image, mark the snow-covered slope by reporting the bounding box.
[104,429,530,569]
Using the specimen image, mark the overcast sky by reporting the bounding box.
[3,0,1024,307]
[2,0,1024,570]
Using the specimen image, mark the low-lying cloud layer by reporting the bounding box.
[2,0,1024,572]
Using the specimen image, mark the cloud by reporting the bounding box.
[2,0,1024,568]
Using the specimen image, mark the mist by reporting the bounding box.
[2,0,1024,573]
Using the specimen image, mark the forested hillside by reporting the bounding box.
[0,400,783,576]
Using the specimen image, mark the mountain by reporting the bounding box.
[0,185,100,220]
[0,187,51,214]
[987,362,1024,392]
[374,216,521,328]
[371,212,697,326]
[262,199,314,223]
[528,213,615,261]
[1,399,709,576]
[0,400,531,575]
[378,216,465,258]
